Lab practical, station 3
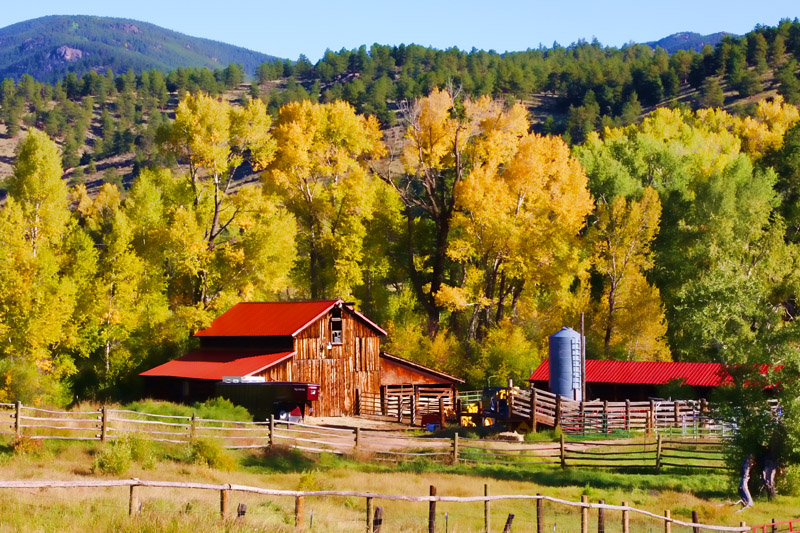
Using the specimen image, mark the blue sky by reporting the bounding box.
[1,1,798,61]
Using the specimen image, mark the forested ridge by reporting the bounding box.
[0,15,277,84]
[0,18,799,417]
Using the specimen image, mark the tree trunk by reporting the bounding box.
[604,281,617,355]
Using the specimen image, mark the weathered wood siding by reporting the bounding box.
[292,307,382,416]
[255,361,293,382]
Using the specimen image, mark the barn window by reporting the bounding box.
[330,306,343,345]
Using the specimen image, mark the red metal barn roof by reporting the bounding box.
[140,350,294,380]
[193,300,387,338]
[529,359,732,387]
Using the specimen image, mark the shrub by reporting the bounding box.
[127,433,157,470]
[12,436,43,456]
[93,439,132,475]
[188,438,236,471]
[778,464,800,496]
[122,397,252,422]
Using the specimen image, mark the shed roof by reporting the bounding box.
[194,300,387,338]
[529,359,731,387]
[380,352,465,384]
[140,349,294,381]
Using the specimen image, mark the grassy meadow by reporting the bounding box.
[0,435,797,532]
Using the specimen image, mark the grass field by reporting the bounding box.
[0,437,796,532]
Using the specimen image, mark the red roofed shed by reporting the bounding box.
[529,359,732,401]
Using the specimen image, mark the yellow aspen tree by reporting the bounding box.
[263,100,385,300]
[590,187,670,360]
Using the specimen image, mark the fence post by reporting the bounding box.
[502,514,514,533]
[625,400,631,434]
[674,401,680,431]
[439,396,445,428]
[664,509,671,533]
[560,433,566,468]
[581,495,588,533]
[190,413,197,440]
[580,400,585,436]
[536,494,543,533]
[456,399,463,427]
[484,484,490,533]
[129,483,139,516]
[366,497,373,533]
[656,434,663,472]
[603,400,609,435]
[692,510,699,533]
[295,495,305,531]
[381,387,387,417]
[622,501,630,533]
[771,518,776,533]
[506,380,513,425]
[412,389,419,426]
[598,499,605,533]
[428,485,437,533]
[452,432,459,464]
[14,401,21,439]
[373,506,384,533]
[101,406,108,443]
[220,487,230,519]
[355,389,361,416]
[648,399,655,436]
[355,427,361,451]
[530,389,537,432]
[555,396,562,429]
[397,397,403,424]
[269,415,275,448]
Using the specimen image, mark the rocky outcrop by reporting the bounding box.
[54,45,83,62]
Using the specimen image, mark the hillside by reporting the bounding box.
[0,15,280,82]
[645,31,733,52]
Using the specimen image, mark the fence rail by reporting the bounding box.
[0,478,751,532]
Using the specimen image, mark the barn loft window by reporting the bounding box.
[330,306,343,345]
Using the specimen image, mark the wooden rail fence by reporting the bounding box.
[0,479,751,532]
[0,401,729,471]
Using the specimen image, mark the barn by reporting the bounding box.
[141,300,462,417]
[528,359,732,401]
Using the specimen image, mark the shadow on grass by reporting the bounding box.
[240,446,336,473]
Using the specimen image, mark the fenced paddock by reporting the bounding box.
[0,479,754,532]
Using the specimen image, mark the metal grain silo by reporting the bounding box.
[548,327,583,400]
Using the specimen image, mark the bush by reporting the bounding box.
[122,397,252,422]
[188,438,237,471]
[127,433,157,470]
[93,439,132,475]
[12,436,43,456]
[93,434,158,474]
[778,464,800,496]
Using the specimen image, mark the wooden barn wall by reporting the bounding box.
[292,308,382,416]
[255,360,293,382]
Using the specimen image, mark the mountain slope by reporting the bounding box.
[0,15,279,82]
[645,31,733,53]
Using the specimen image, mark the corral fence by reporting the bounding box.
[356,385,455,427]
[455,387,737,438]
[0,401,730,471]
[0,479,753,532]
